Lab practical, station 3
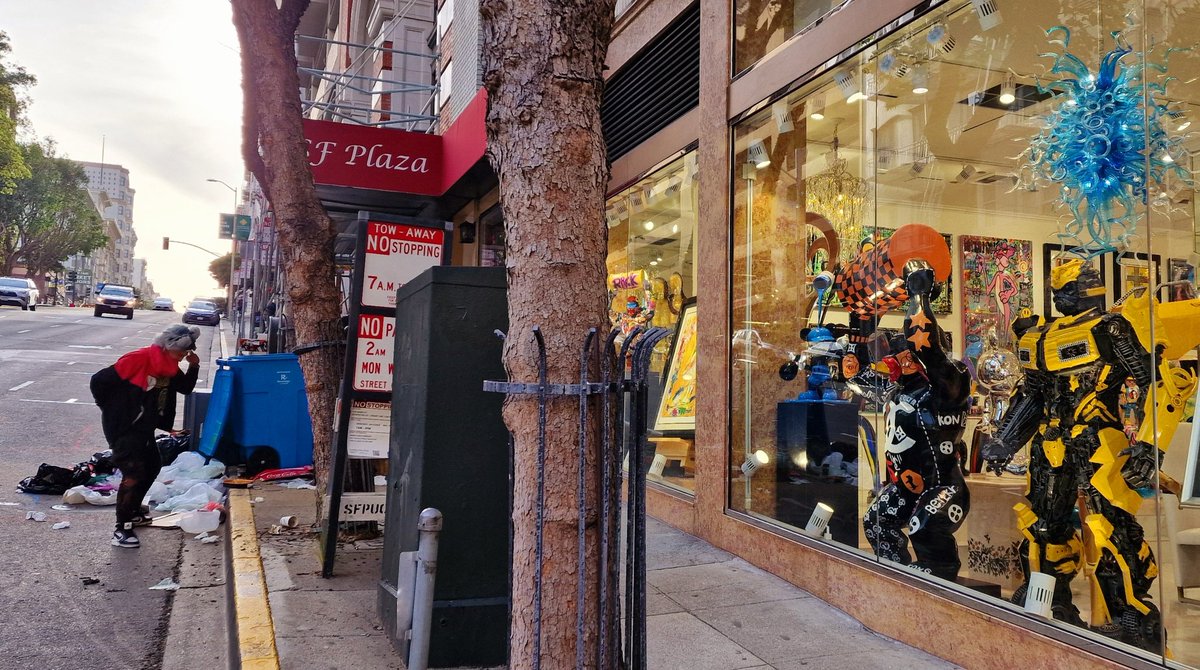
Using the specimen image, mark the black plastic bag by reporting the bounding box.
[156,432,191,465]
[17,464,79,495]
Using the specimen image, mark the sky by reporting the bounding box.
[2,1,245,303]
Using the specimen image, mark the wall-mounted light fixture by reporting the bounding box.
[458,219,476,244]
[747,138,771,169]
[810,95,826,121]
[741,449,770,511]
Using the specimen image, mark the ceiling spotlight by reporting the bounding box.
[957,164,977,181]
[880,52,909,79]
[911,64,929,95]
[834,69,863,102]
[773,100,795,133]
[910,161,927,177]
[927,24,956,54]
[1178,120,1192,132]
[810,96,826,121]
[650,260,659,266]
[970,0,1002,30]
[643,220,654,231]
[747,138,771,169]
[999,76,1016,105]
[671,223,679,234]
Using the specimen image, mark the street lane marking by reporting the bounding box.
[67,361,77,365]
[8,381,33,391]
[121,336,129,340]
[50,324,61,328]
[19,398,95,405]
[17,329,31,334]
[68,345,112,349]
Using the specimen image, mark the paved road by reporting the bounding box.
[0,306,220,670]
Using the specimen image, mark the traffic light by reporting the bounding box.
[68,271,77,282]
[162,236,170,250]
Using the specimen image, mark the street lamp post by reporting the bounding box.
[206,178,239,336]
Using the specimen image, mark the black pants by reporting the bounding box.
[111,431,161,525]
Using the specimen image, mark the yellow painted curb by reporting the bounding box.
[229,489,281,670]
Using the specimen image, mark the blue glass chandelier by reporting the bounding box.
[1027,26,1189,258]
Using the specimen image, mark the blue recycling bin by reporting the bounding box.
[197,353,314,473]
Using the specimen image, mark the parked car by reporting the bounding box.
[182,299,221,326]
[152,297,175,311]
[0,276,39,311]
[94,285,137,319]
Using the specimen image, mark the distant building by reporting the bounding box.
[77,161,138,287]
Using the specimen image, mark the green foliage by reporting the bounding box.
[0,140,108,275]
[209,252,239,288]
[0,32,36,195]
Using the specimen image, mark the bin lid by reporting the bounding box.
[197,366,234,460]
[396,266,506,303]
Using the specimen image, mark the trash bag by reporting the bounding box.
[155,482,225,512]
[156,432,191,465]
[63,485,117,506]
[18,464,82,495]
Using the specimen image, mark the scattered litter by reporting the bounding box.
[0,502,19,506]
[276,479,316,490]
[194,532,211,541]
[200,535,219,545]
[51,521,70,530]
[63,485,117,506]
[374,475,386,486]
[353,538,385,550]
[269,524,283,535]
[253,497,265,503]
[279,515,298,528]
[25,511,46,522]
[178,510,221,534]
[51,504,73,512]
[81,577,100,586]
[148,578,180,591]
[254,465,314,482]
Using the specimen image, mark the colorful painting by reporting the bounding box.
[875,228,953,314]
[654,299,698,434]
[960,236,1034,373]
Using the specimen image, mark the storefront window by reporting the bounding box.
[731,0,1199,664]
[607,150,699,494]
[734,0,848,74]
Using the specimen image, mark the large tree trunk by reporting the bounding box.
[231,0,344,496]
[482,1,615,667]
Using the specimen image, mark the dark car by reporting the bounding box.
[94,285,136,319]
[182,299,220,326]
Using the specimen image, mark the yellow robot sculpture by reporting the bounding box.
[982,258,1199,653]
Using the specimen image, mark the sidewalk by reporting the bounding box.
[229,483,959,670]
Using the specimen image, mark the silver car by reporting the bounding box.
[0,277,39,311]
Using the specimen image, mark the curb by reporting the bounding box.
[228,489,281,670]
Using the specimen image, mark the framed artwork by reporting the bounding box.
[960,235,1034,372]
[1167,258,1196,302]
[1111,252,1161,302]
[653,298,698,434]
[1041,244,1107,319]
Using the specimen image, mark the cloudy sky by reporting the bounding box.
[2,1,245,302]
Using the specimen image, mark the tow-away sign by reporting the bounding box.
[361,221,444,308]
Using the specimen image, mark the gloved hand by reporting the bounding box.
[904,266,936,296]
[1119,441,1163,490]
[979,435,1017,476]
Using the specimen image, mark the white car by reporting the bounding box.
[153,297,175,311]
[0,277,39,311]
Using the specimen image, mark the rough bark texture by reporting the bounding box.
[481,0,615,666]
[231,0,344,496]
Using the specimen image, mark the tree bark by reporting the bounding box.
[231,0,344,496]
[482,0,615,667]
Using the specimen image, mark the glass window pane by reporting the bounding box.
[607,151,699,494]
[734,0,849,74]
[730,0,1200,664]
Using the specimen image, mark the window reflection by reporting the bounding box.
[607,151,699,494]
[730,0,1200,664]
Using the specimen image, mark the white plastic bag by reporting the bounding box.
[155,482,224,512]
[62,485,117,506]
[178,510,221,534]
